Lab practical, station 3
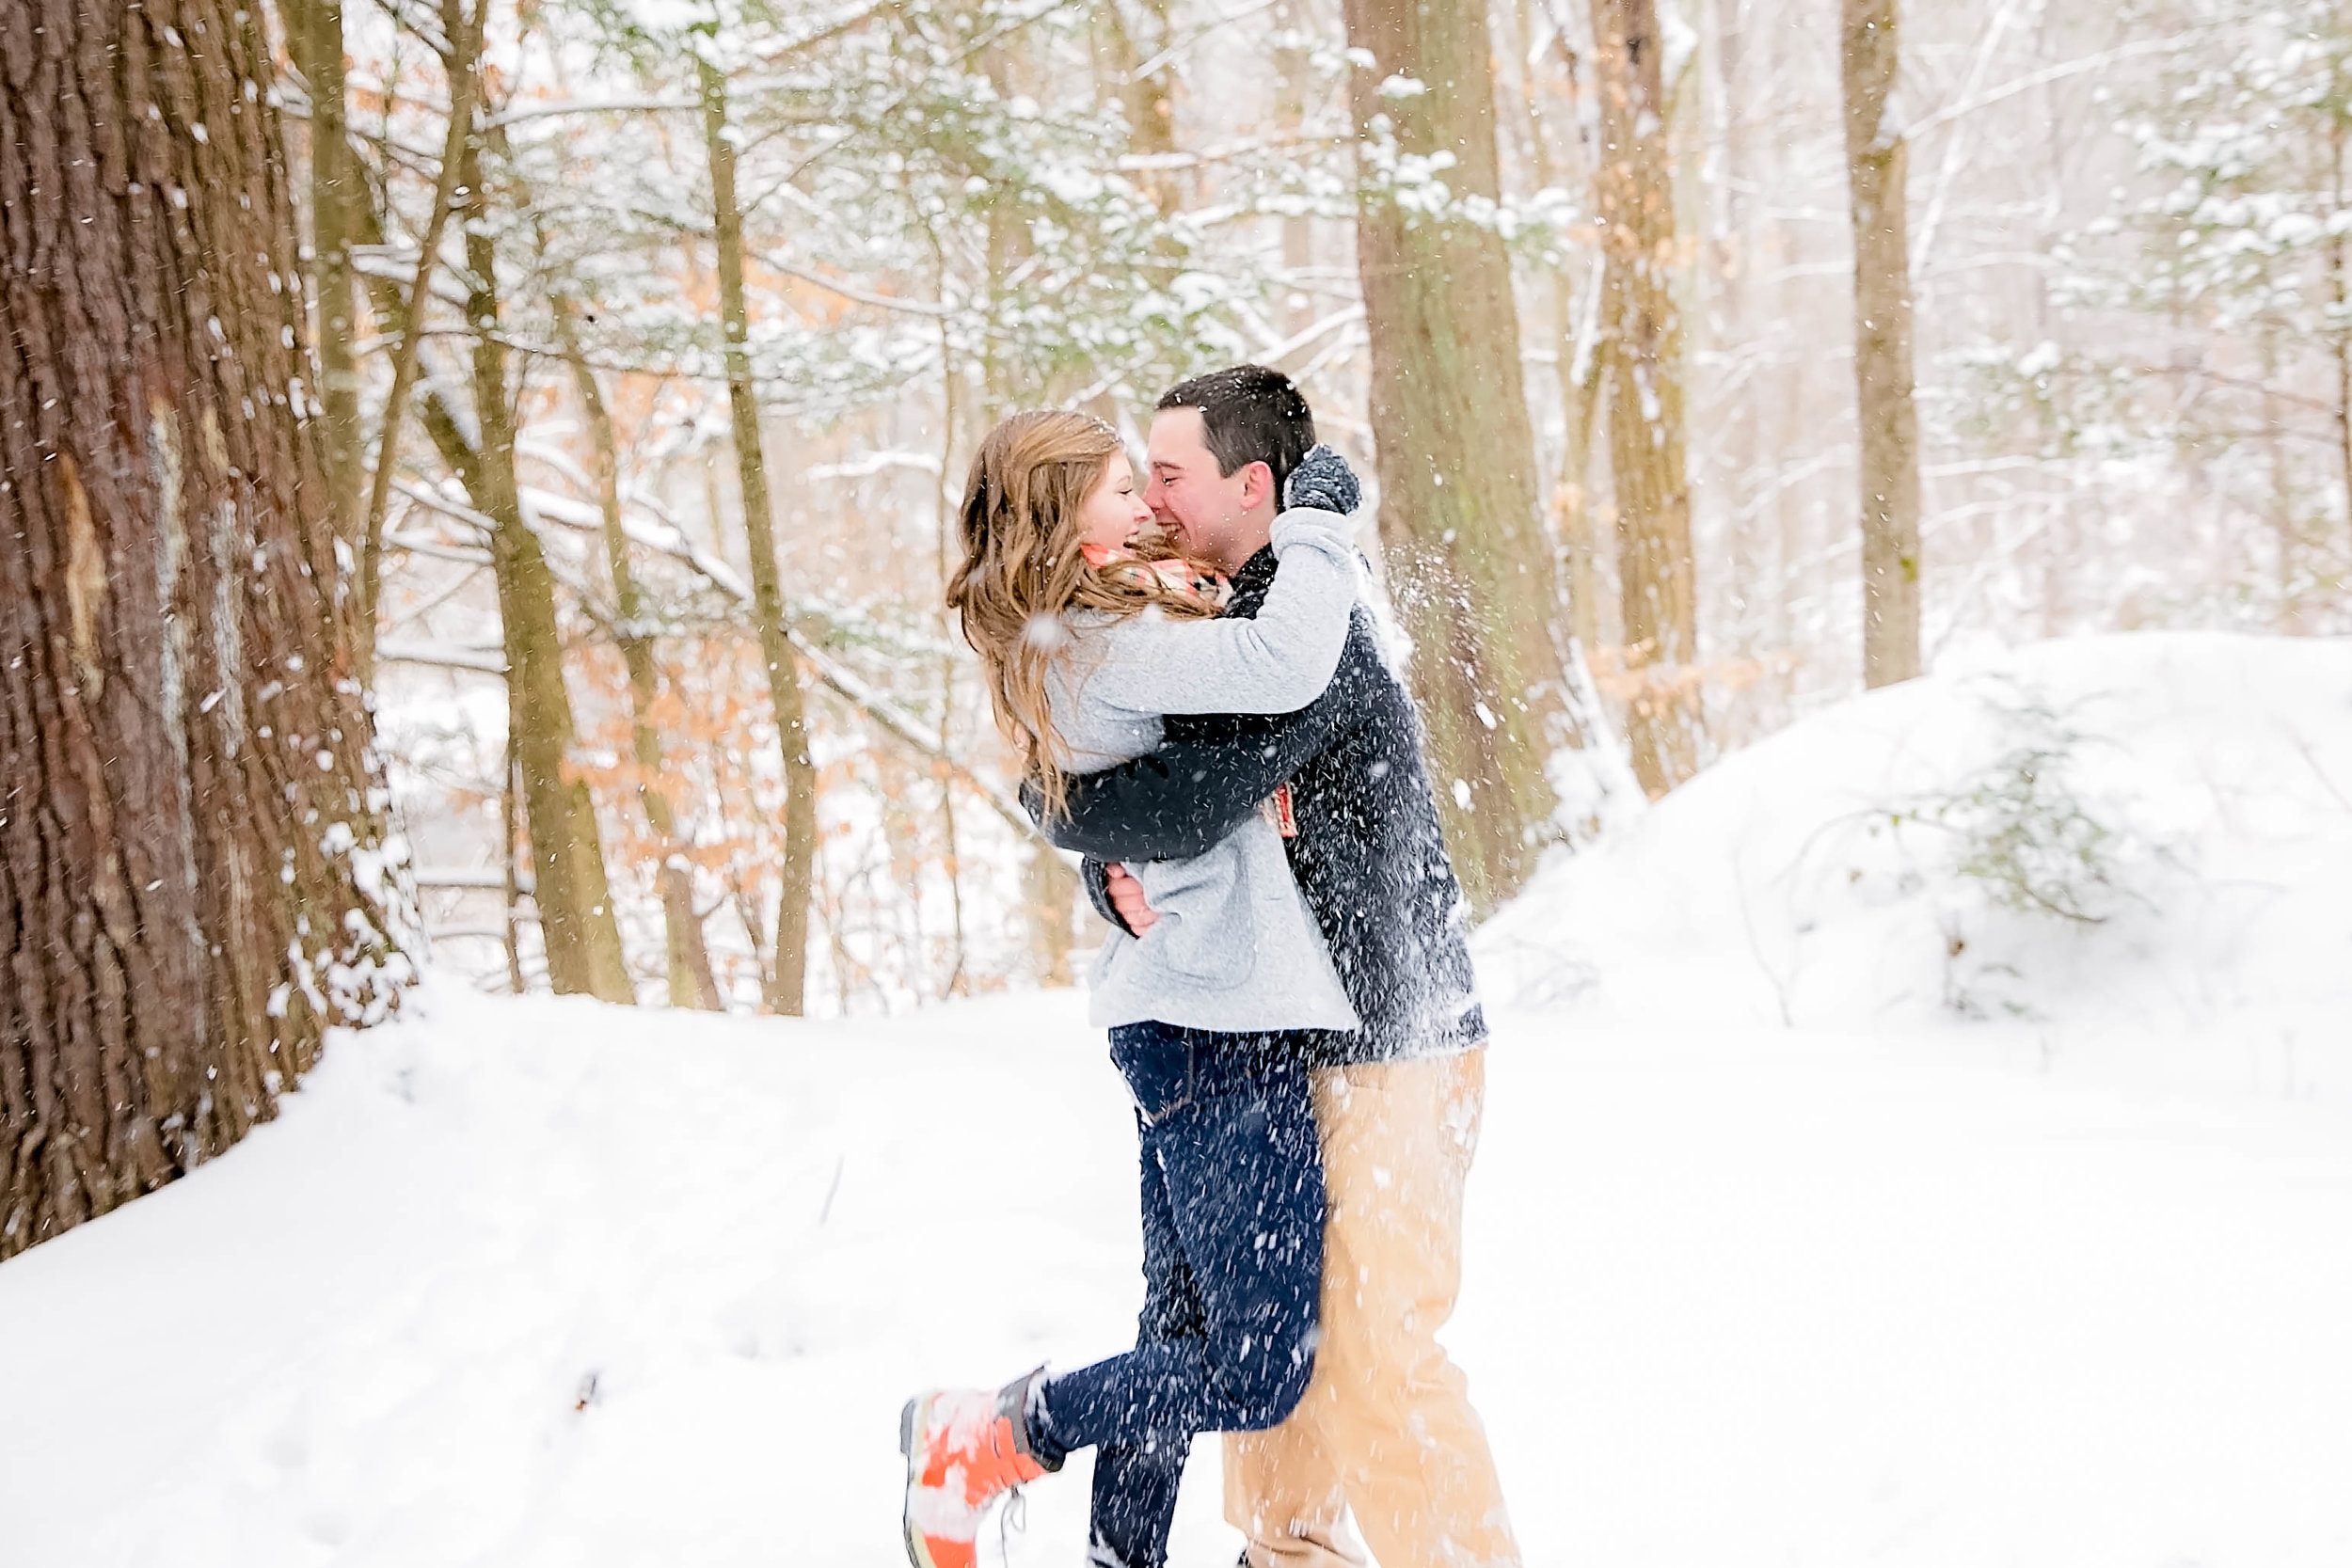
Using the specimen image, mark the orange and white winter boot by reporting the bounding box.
[899,1372,1057,1568]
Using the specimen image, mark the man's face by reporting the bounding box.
[1146,406,1272,574]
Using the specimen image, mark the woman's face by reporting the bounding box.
[1076,451,1153,551]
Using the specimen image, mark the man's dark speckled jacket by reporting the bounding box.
[1039,545,1487,1069]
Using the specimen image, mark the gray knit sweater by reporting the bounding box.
[1050,507,1362,1033]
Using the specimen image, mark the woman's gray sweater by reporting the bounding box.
[1049,507,1362,1034]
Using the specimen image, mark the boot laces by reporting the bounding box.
[994,1482,1028,1561]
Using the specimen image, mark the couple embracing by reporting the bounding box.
[904,366,1518,1568]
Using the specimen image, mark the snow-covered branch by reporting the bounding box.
[1902,30,2222,142]
[483,96,700,131]
[377,640,508,675]
[757,254,950,317]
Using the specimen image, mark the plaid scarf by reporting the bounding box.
[1079,540,1232,610]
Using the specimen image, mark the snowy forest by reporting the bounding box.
[5,0,2352,1561]
[31,0,2333,1022]
[355,0,2352,1016]
[329,0,2348,1016]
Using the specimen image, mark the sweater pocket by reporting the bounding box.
[1133,850,1258,991]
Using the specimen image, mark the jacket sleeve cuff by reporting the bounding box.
[1268,506,1354,553]
[1080,857,1134,937]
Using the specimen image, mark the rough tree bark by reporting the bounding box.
[456,128,633,1003]
[1589,0,1701,795]
[1842,0,1922,687]
[290,0,362,547]
[1341,0,1609,912]
[2326,120,2348,612]
[0,0,412,1259]
[699,57,818,1016]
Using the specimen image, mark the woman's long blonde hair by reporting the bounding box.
[946,409,1217,816]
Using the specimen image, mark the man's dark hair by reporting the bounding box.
[1156,364,1317,497]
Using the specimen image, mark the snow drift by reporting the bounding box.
[1483,633,2352,1076]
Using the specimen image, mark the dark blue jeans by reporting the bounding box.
[1032,1023,1326,1568]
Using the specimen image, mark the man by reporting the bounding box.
[1041,365,1521,1568]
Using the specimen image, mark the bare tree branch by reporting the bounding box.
[358,0,485,672]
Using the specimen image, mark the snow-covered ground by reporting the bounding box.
[5,633,2351,1567]
[1489,632,2352,1096]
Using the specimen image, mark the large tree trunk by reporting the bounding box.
[1273,10,1316,338]
[1341,0,1608,914]
[1589,0,1701,796]
[1707,0,1765,668]
[1552,289,1607,659]
[699,58,818,1016]
[457,132,633,1004]
[0,0,413,1259]
[1098,0,1180,211]
[2332,120,2351,582]
[291,0,362,549]
[1842,0,1922,688]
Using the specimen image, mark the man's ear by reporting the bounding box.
[1237,459,1276,511]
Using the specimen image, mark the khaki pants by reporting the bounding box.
[1222,1050,1520,1568]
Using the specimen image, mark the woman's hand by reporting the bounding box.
[1104,862,1160,934]
[1283,444,1360,515]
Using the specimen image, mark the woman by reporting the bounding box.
[901,410,1363,1568]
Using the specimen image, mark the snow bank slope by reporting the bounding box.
[1483,634,2352,1050]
